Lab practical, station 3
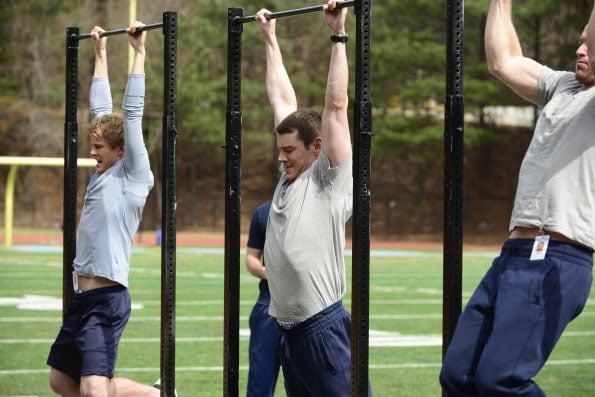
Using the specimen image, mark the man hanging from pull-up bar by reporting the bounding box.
[440,1,595,395]
[258,1,372,395]
[47,22,161,396]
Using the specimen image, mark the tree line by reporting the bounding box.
[0,0,591,230]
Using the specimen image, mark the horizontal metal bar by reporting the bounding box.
[236,0,354,24]
[75,22,163,40]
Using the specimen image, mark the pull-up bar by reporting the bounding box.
[235,0,354,24]
[75,22,163,40]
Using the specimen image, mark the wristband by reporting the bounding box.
[330,34,348,43]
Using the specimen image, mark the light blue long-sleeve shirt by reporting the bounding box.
[73,75,154,287]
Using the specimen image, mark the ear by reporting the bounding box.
[117,145,125,159]
[312,136,322,154]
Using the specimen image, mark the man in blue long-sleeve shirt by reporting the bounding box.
[47,22,159,396]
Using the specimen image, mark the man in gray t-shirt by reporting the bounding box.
[256,2,371,396]
[47,23,160,396]
[440,1,595,395]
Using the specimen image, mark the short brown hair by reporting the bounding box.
[89,113,124,149]
[275,109,322,148]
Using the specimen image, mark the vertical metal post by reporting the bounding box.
[351,0,373,395]
[224,8,243,397]
[160,11,178,397]
[63,27,79,313]
[443,0,464,379]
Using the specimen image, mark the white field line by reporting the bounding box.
[0,330,442,346]
[2,358,595,376]
[0,295,451,310]
[1,330,593,346]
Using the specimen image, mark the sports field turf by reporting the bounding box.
[0,244,593,396]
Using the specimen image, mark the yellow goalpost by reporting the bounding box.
[0,156,96,246]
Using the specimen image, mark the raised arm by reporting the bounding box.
[127,21,146,75]
[321,0,351,167]
[257,9,298,128]
[89,26,112,119]
[485,0,543,104]
[91,26,108,78]
[122,21,151,177]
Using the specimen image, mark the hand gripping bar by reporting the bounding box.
[75,22,163,40]
[235,0,354,24]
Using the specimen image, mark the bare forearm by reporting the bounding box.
[246,254,266,279]
[265,38,297,127]
[91,26,108,78]
[127,22,146,75]
[93,49,108,78]
[321,39,350,166]
[325,42,349,113]
[130,49,145,75]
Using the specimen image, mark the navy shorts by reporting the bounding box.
[47,285,131,383]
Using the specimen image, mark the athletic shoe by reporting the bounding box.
[153,378,178,397]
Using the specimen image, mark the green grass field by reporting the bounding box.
[0,244,593,396]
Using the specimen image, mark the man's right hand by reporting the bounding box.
[256,8,276,44]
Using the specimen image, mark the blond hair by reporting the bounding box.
[89,113,124,149]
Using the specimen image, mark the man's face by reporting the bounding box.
[90,134,124,174]
[276,130,320,182]
[575,27,595,86]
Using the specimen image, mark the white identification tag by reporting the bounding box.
[72,271,79,292]
[530,235,550,261]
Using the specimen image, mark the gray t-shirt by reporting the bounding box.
[73,75,154,287]
[509,66,595,249]
[264,150,353,323]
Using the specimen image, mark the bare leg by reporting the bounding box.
[80,375,109,397]
[80,375,159,397]
[49,368,79,397]
[112,377,160,396]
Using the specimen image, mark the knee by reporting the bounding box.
[80,375,109,397]
[474,369,510,396]
[474,361,528,397]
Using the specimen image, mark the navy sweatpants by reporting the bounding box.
[278,301,373,397]
[247,280,281,397]
[440,239,593,396]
